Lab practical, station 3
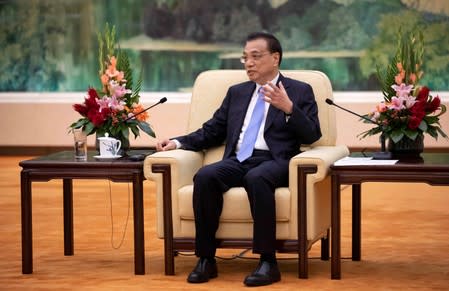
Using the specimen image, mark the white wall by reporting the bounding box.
[1,91,448,150]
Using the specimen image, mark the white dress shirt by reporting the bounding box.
[235,74,280,153]
[173,74,281,151]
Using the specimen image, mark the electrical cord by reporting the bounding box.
[103,158,350,253]
[108,179,131,249]
[175,249,353,261]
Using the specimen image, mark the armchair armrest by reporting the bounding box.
[143,150,204,275]
[291,145,348,274]
[289,145,349,183]
[143,149,204,187]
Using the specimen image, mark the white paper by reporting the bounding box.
[334,156,398,166]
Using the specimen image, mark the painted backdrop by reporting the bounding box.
[1,0,448,92]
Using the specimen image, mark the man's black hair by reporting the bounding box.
[246,32,283,65]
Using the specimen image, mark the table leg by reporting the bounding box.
[133,173,145,275]
[352,184,361,261]
[63,179,74,256]
[331,174,341,279]
[21,170,33,274]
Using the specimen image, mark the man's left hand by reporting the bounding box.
[261,81,293,114]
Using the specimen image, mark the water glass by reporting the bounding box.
[73,128,87,161]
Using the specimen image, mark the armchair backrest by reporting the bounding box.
[187,70,336,163]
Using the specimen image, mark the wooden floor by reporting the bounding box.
[1,155,449,290]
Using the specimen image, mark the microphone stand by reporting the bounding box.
[124,97,167,122]
[325,98,392,160]
[122,97,167,161]
[375,132,392,160]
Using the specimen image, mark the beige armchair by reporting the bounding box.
[143,70,349,278]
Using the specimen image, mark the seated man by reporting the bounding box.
[156,32,321,287]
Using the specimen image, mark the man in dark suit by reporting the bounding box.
[156,32,321,287]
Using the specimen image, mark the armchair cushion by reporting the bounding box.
[178,186,291,223]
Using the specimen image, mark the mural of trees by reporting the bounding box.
[0,0,448,92]
[0,0,66,91]
[361,9,449,90]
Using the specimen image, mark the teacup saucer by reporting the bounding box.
[94,155,122,160]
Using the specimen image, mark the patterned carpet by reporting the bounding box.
[0,156,448,290]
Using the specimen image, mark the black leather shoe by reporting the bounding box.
[243,260,281,287]
[187,258,218,283]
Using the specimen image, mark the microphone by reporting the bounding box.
[325,98,392,160]
[325,98,377,125]
[122,97,167,161]
[124,97,167,122]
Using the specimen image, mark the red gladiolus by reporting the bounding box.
[410,101,426,117]
[88,87,99,99]
[426,96,441,113]
[73,103,88,116]
[85,89,100,110]
[87,110,106,127]
[408,101,426,129]
[416,86,429,102]
[100,107,111,119]
[408,116,422,129]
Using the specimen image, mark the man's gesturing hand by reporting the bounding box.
[261,81,293,114]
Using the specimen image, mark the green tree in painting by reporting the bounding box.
[1,0,448,92]
[421,21,449,89]
[322,0,405,50]
[0,0,66,91]
[360,10,449,90]
[143,0,271,43]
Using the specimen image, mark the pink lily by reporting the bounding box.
[391,83,414,98]
[109,95,125,111]
[97,96,111,112]
[113,84,132,99]
[388,96,406,111]
[403,95,417,109]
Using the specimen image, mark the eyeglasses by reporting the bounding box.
[239,52,271,64]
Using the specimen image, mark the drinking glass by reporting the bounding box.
[73,128,87,161]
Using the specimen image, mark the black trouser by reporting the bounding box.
[192,151,289,257]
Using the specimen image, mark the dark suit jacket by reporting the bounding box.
[176,73,322,163]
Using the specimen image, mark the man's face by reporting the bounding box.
[242,38,280,84]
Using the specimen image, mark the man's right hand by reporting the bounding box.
[156,139,177,151]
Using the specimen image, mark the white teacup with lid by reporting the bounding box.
[97,133,122,157]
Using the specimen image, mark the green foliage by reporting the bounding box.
[376,27,424,101]
[275,16,313,50]
[211,6,263,42]
[362,11,418,80]
[419,21,449,89]
[362,9,449,93]
[0,0,66,91]
[1,0,449,92]
[97,23,116,77]
[321,6,371,50]
[376,52,400,101]
[116,49,143,106]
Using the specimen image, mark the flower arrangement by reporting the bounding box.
[69,24,154,150]
[360,28,447,145]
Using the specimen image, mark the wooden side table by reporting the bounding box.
[330,152,449,279]
[20,150,153,275]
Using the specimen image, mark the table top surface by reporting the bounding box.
[331,152,449,171]
[19,149,156,169]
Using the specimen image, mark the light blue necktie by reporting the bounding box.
[237,87,265,162]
